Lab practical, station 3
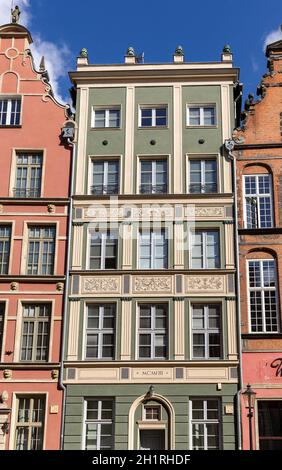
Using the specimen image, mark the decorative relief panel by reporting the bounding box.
[186,206,225,218]
[82,277,121,294]
[186,276,225,293]
[133,276,173,294]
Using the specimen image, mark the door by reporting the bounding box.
[139,430,165,450]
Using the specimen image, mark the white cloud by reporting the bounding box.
[0,0,71,103]
[263,26,282,51]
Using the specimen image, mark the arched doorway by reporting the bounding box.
[128,392,175,450]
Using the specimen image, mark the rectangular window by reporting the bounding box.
[248,260,278,333]
[190,399,221,450]
[15,153,43,198]
[92,108,120,128]
[139,107,167,127]
[187,105,216,126]
[139,229,168,269]
[89,231,118,270]
[144,405,161,421]
[20,304,51,362]
[0,98,21,126]
[191,230,220,269]
[192,305,222,359]
[140,159,168,194]
[189,159,217,194]
[27,226,56,275]
[0,303,5,357]
[86,304,115,360]
[244,175,273,228]
[91,160,119,195]
[0,225,11,275]
[258,401,282,450]
[15,396,45,450]
[84,399,114,450]
[138,304,167,359]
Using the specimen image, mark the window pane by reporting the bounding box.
[189,108,200,125]
[203,107,215,125]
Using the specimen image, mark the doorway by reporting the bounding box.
[139,429,165,450]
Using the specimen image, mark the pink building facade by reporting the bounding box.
[0,23,71,450]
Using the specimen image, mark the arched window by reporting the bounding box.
[243,165,273,229]
[247,251,279,333]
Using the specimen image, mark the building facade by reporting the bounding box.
[234,40,282,450]
[63,46,241,450]
[0,23,72,449]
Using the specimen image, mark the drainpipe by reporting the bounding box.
[224,139,243,450]
[59,137,76,450]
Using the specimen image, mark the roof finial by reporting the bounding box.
[39,56,46,72]
[11,5,21,24]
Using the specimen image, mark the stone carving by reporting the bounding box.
[83,277,119,293]
[134,277,172,293]
[47,204,55,213]
[186,207,224,218]
[223,44,232,53]
[10,282,18,291]
[11,6,21,23]
[126,47,135,56]
[80,48,88,58]
[51,370,59,380]
[0,205,3,214]
[56,282,64,292]
[3,370,12,380]
[175,45,184,56]
[187,276,224,292]
[0,391,8,404]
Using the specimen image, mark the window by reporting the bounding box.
[0,98,21,126]
[244,175,273,228]
[139,229,168,269]
[138,304,167,359]
[0,226,11,275]
[89,231,118,269]
[139,106,167,127]
[14,153,43,198]
[258,401,282,450]
[27,226,56,275]
[15,396,45,450]
[20,304,51,362]
[0,303,4,357]
[192,305,222,359]
[189,159,217,193]
[86,304,115,360]
[92,108,120,128]
[191,230,220,269]
[248,259,278,333]
[143,405,161,421]
[187,105,216,126]
[91,160,119,195]
[190,399,221,450]
[84,399,114,450]
[140,159,167,194]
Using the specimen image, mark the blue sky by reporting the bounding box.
[1,0,282,105]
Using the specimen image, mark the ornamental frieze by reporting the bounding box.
[186,206,225,218]
[133,276,172,293]
[82,277,120,294]
[186,276,224,292]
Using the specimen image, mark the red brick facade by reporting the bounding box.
[234,40,282,450]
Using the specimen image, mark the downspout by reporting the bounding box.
[59,138,76,450]
[225,139,243,450]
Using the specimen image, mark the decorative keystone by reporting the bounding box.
[10,282,18,291]
[3,370,12,380]
[56,282,64,292]
[47,204,55,214]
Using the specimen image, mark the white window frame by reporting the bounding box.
[247,259,279,333]
[0,225,12,275]
[91,107,121,129]
[91,159,120,195]
[85,304,116,360]
[88,230,118,270]
[189,398,221,450]
[0,97,21,126]
[137,304,168,360]
[191,304,222,360]
[186,104,217,127]
[83,399,114,450]
[142,404,162,421]
[188,158,218,194]
[140,159,168,194]
[190,230,220,269]
[243,174,273,229]
[138,228,168,269]
[138,105,168,128]
[14,395,46,450]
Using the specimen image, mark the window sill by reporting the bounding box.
[0,125,22,128]
[138,126,168,130]
[90,127,121,131]
[242,333,282,339]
